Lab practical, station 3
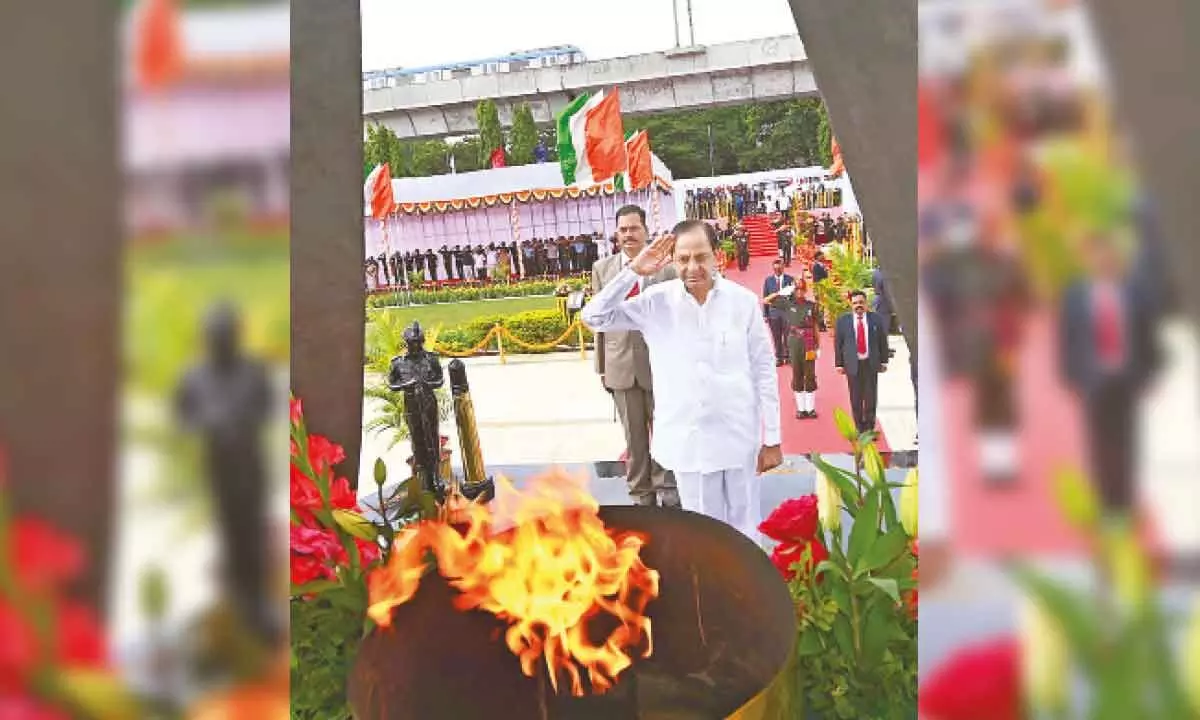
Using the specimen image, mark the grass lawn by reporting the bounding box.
[370,295,558,330]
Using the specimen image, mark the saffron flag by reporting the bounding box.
[133,0,184,91]
[364,163,395,221]
[490,147,507,169]
[556,89,628,188]
[625,130,653,190]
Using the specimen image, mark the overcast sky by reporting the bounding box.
[360,0,798,72]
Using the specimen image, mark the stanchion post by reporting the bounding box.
[576,320,586,360]
[495,324,506,364]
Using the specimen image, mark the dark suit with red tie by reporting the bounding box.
[835,310,890,432]
[1059,276,1161,512]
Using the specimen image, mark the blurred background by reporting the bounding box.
[0,0,289,717]
[115,0,290,714]
[916,0,1200,718]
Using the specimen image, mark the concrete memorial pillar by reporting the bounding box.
[0,0,121,612]
[787,0,918,359]
[291,0,368,484]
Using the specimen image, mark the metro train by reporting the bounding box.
[363,45,586,90]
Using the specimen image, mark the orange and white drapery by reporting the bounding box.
[386,177,673,216]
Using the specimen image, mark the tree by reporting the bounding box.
[407,139,451,177]
[508,103,538,165]
[364,124,403,178]
[476,100,504,167]
[450,136,485,173]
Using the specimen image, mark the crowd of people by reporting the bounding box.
[684,178,846,221]
[364,232,676,290]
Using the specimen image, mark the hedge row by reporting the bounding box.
[367,277,589,308]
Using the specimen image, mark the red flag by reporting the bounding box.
[490,148,507,168]
[134,0,184,91]
[625,130,653,190]
[918,83,945,170]
[364,163,395,220]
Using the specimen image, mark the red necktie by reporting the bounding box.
[626,282,640,299]
[856,315,867,355]
[1095,287,1123,364]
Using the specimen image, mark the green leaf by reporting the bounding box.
[858,527,910,575]
[291,579,340,597]
[847,488,880,568]
[832,614,855,657]
[864,577,900,604]
[797,628,824,656]
[859,599,893,669]
[816,559,848,582]
[332,509,380,542]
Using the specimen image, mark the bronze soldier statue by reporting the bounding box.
[387,322,447,500]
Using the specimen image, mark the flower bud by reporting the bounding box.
[1184,594,1200,716]
[814,471,841,533]
[899,468,918,538]
[1104,519,1151,614]
[1052,468,1099,533]
[1018,595,1070,716]
[373,457,388,488]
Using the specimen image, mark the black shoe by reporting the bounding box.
[795,411,804,419]
[809,410,818,419]
[776,359,785,367]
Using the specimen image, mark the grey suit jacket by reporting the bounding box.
[590,253,677,391]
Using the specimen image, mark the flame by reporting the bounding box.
[367,469,659,696]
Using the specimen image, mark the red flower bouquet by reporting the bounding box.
[0,454,138,718]
[760,408,919,718]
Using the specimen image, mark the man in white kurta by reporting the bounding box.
[581,219,783,545]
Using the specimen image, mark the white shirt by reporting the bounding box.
[582,267,782,473]
[485,250,497,267]
[853,311,870,360]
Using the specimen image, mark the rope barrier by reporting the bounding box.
[425,320,593,359]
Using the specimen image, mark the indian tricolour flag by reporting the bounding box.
[556,89,628,188]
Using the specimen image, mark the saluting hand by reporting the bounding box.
[630,234,676,276]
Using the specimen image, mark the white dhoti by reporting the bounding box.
[674,457,762,547]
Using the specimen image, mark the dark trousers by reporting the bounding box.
[780,240,792,265]
[737,248,749,270]
[767,315,787,361]
[847,366,879,432]
[1083,377,1136,512]
[788,336,817,391]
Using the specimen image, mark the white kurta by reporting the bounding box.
[582,268,782,543]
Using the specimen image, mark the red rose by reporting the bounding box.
[291,525,345,562]
[759,495,820,544]
[769,539,829,582]
[54,601,106,667]
[0,603,39,692]
[328,476,358,511]
[919,637,1022,720]
[9,518,85,594]
[290,554,332,586]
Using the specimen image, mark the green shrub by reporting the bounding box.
[364,308,594,360]
[366,277,588,309]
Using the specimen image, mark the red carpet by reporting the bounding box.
[724,255,891,455]
[740,214,778,257]
[935,312,1163,560]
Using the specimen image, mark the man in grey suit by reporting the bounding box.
[834,289,890,434]
[591,205,680,507]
